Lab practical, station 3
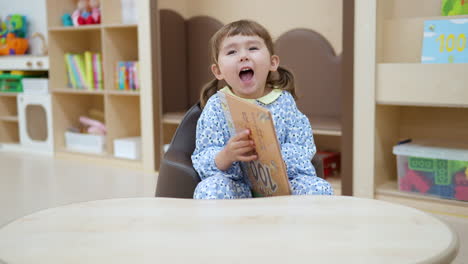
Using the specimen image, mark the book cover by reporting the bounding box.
[218,91,291,197]
[64,53,77,89]
[95,53,103,90]
[421,19,468,63]
[441,0,468,16]
[84,51,94,90]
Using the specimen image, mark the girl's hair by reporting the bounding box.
[200,19,296,107]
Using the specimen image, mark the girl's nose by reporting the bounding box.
[240,55,249,62]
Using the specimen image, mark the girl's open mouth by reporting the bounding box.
[239,67,254,82]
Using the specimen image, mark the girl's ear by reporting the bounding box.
[211,64,224,80]
[270,55,280,71]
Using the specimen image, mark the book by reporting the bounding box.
[421,18,468,63]
[218,91,291,197]
[441,0,468,16]
[84,51,94,90]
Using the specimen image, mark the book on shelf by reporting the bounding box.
[218,91,291,197]
[421,18,468,63]
[441,0,468,16]
[64,51,103,90]
[115,61,140,91]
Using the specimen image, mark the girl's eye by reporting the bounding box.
[227,50,236,55]
[249,47,259,51]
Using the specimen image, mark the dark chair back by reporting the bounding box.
[155,103,202,198]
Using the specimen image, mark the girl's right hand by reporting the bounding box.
[215,129,257,171]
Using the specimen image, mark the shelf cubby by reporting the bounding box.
[49,30,102,91]
[0,122,19,143]
[0,96,18,119]
[52,93,105,153]
[105,94,141,157]
[0,96,19,143]
[102,27,138,92]
[101,0,125,25]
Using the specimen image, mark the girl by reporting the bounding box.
[191,20,333,199]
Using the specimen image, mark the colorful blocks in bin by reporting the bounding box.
[455,186,468,201]
[393,143,468,202]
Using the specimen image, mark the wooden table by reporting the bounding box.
[0,196,459,263]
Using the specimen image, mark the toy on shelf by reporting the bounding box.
[0,14,29,55]
[90,0,101,25]
[30,32,48,56]
[1,15,27,38]
[0,33,28,55]
[62,14,73,27]
[66,0,101,26]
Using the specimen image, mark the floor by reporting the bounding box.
[0,151,466,263]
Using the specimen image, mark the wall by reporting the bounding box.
[0,0,48,55]
[158,0,342,54]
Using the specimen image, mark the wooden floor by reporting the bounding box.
[0,151,466,263]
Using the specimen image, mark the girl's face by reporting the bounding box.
[211,35,279,99]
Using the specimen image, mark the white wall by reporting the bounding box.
[0,0,47,55]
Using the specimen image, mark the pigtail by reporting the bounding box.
[268,66,297,100]
[200,78,220,108]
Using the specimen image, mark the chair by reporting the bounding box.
[155,103,202,198]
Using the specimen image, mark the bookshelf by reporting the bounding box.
[354,0,468,216]
[46,0,158,172]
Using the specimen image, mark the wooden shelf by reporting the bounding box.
[0,93,19,97]
[377,63,468,107]
[0,116,18,123]
[52,88,105,95]
[108,90,140,96]
[308,116,342,136]
[376,181,468,217]
[103,24,138,29]
[49,25,102,32]
[163,112,185,125]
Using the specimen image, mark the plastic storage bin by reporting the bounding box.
[393,143,468,202]
[113,136,141,160]
[65,131,105,154]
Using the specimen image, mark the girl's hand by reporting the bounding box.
[215,129,257,171]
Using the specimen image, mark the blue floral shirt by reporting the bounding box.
[192,89,317,181]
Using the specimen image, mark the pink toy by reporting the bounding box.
[71,0,100,26]
[71,0,89,26]
[90,0,101,24]
[79,116,106,135]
